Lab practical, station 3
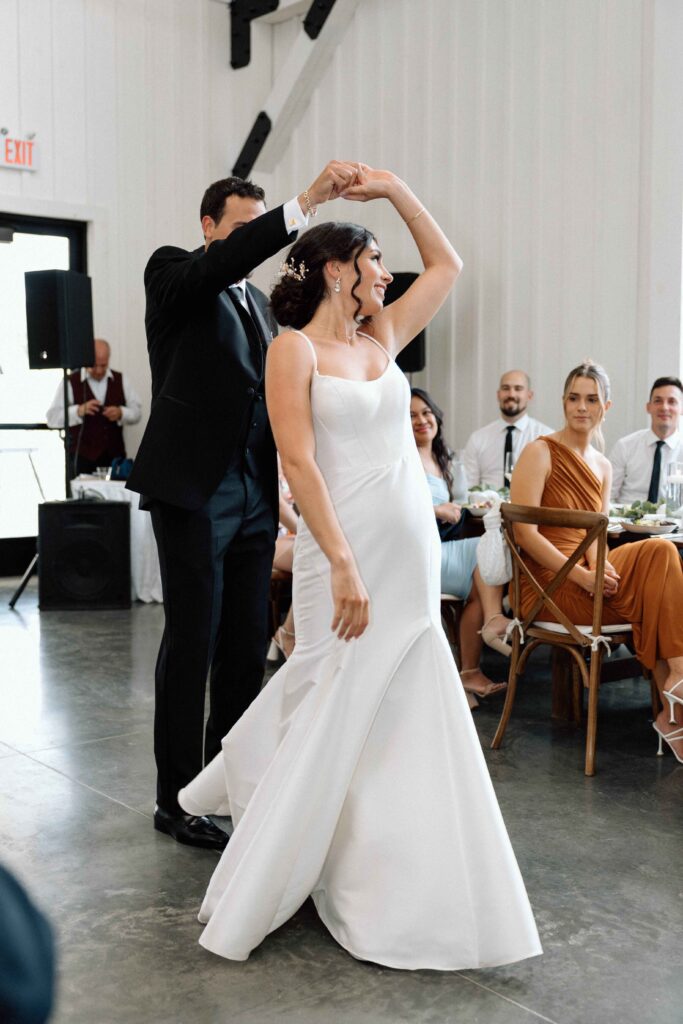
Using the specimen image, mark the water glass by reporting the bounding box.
[666,461,683,513]
[451,454,469,504]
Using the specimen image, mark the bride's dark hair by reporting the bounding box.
[270,221,374,329]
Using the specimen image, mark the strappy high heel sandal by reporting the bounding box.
[653,722,683,764]
[273,626,295,661]
[663,679,683,724]
[478,615,512,657]
[460,668,507,699]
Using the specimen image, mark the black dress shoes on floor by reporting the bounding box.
[154,806,229,851]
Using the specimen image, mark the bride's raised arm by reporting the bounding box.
[341,166,463,354]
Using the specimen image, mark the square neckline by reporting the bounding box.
[291,328,393,385]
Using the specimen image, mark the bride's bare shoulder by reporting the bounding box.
[267,330,316,376]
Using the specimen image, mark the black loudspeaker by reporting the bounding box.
[38,501,131,610]
[385,272,426,374]
[25,270,95,369]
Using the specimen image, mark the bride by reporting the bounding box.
[179,165,542,970]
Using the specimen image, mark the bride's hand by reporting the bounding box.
[304,161,362,208]
[330,559,370,641]
[340,164,400,202]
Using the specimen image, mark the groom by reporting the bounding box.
[128,162,358,849]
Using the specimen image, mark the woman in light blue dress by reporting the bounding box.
[411,388,509,702]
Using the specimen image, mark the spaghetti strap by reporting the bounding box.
[357,331,392,367]
[288,328,318,372]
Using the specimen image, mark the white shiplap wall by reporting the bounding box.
[250,0,683,451]
[0,0,250,455]
[2,0,681,456]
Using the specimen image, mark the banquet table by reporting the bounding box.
[70,477,162,603]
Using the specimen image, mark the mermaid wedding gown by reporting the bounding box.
[179,332,542,970]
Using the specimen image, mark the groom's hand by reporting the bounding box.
[298,161,360,215]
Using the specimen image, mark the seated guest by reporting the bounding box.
[410,388,509,706]
[463,369,553,489]
[46,338,142,475]
[609,376,683,505]
[511,361,683,762]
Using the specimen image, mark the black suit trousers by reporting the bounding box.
[151,465,276,814]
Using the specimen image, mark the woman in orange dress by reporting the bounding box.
[510,361,683,763]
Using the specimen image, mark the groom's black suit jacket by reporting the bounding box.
[127,206,294,511]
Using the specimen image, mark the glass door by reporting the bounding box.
[0,214,87,543]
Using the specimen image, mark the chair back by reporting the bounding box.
[501,503,609,645]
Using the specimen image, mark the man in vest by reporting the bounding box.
[45,339,142,475]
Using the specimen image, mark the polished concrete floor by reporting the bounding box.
[0,579,681,1024]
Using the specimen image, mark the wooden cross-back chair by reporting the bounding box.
[491,503,637,776]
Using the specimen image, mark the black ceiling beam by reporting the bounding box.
[230,0,280,70]
[303,0,337,39]
[232,111,272,178]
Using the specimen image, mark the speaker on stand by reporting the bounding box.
[9,271,96,609]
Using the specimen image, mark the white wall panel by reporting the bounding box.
[17,0,55,202]
[245,0,681,453]
[52,0,88,204]
[0,0,219,455]
[1,0,681,460]
[0,0,21,199]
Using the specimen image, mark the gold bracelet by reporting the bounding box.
[303,189,318,218]
[405,207,425,226]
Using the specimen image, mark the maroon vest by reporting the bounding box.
[69,370,127,464]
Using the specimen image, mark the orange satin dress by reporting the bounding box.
[518,436,683,670]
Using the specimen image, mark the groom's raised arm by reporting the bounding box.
[145,204,296,311]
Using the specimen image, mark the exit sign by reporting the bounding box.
[0,135,37,172]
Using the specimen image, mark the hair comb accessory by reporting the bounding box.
[278,258,308,282]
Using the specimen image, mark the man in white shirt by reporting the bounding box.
[45,338,142,475]
[463,369,554,488]
[609,376,683,505]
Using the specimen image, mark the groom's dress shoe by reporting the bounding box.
[154,806,228,851]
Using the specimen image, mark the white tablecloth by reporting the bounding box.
[70,477,162,603]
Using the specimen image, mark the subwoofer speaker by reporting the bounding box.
[38,501,131,610]
[25,269,95,369]
[386,272,426,374]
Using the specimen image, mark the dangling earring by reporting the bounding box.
[334,278,341,293]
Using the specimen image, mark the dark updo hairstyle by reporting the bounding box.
[410,387,455,499]
[270,221,374,329]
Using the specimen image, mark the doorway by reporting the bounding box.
[0,212,87,572]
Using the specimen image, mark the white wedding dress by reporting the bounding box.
[179,332,542,970]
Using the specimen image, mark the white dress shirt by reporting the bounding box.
[609,427,682,504]
[45,368,142,428]
[463,413,555,489]
[282,196,309,234]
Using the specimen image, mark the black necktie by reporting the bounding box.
[503,425,515,487]
[647,440,665,503]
